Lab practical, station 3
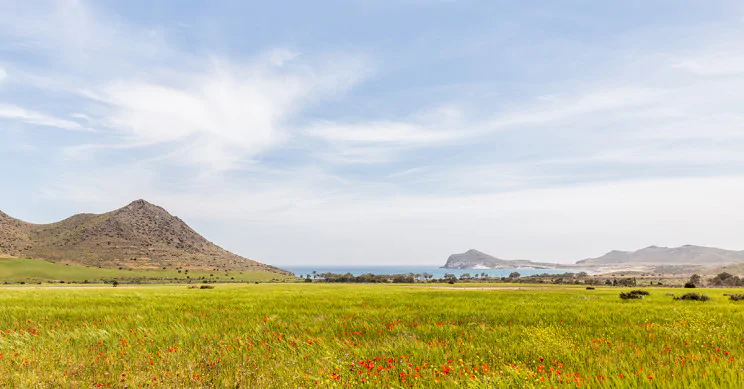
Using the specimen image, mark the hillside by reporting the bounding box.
[0,257,293,283]
[577,245,744,266]
[442,249,562,270]
[0,200,290,275]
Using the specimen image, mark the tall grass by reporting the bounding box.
[0,284,741,387]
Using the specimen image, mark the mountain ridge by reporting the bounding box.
[0,200,290,275]
[578,244,744,266]
[443,245,744,270]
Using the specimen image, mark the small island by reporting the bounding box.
[441,249,563,270]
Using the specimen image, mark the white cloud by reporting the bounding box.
[81,54,369,169]
[486,86,663,130]
[307,120,461,144]
[0,103,90,131]
[673,55,744,76]
[305,105,469,163]
[265,48,301,66]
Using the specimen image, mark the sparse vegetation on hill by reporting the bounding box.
[0,257,294,284]
[0,200,290,275]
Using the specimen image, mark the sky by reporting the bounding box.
[2,0,744,267]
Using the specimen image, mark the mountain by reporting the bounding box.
[442,249,561,270]
[0,200,290,275]
[577,245,744,266]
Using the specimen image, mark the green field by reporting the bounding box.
[0,257,295,284]
[0,284,742,388]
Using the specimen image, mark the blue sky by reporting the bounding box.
[2,0,744,266]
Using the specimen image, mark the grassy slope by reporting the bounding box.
[0,257,295,283]
[1,284,743,387]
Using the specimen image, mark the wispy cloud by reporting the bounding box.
[673,52,744,76]
[1,2,372,170]
[79,53,369,169]
[486,86,664,130]
[0,103,90,131]
[307,120,461,144]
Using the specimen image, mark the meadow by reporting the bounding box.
[0,257,292,284]
[0,283,742,388]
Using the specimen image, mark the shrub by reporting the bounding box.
[620,290,649,299]
[200,285,214,289]
[683,282,696,288]
[728,294,744,301]
[586,287,595,290]
[674,293,709,301]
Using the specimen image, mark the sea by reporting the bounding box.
[282,265,568,279]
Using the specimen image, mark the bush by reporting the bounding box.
[586,287,595,290]
[619,290,649,299]
[728,294,744,301]
[683,282,696,288]
[674,293,709,301]
[200,285,214,289]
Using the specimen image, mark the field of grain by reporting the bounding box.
[1,284,742,388]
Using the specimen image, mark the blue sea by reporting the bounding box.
[281,265,568,279]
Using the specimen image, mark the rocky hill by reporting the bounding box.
[442,249,562,270]
[0,200,290,275]
[577,245,744,266]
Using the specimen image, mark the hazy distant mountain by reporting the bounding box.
[0,200,290,275]
[442,249,561,270]
[577,245,744,266]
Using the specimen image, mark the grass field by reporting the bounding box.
[1,284,742,388]
[0,257,294,283]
